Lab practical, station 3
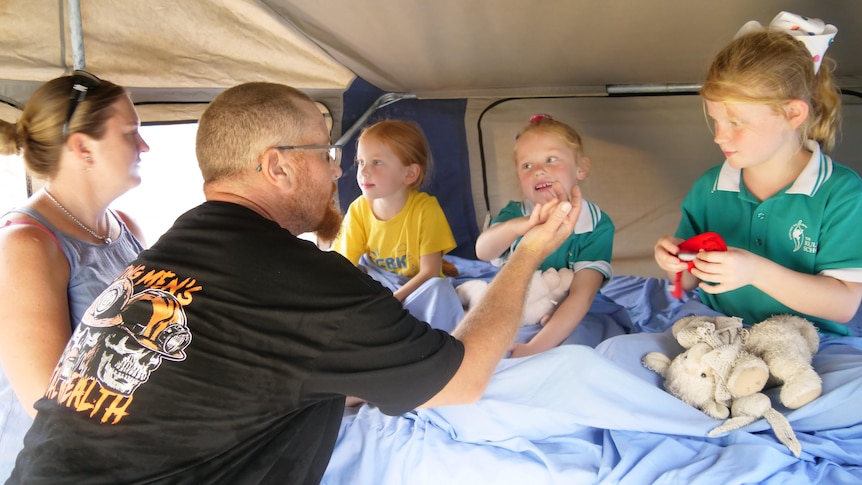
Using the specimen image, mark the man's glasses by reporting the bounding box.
[62,70,102,139]
[257,144,342,171]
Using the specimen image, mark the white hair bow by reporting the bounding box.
[736,11,837,74]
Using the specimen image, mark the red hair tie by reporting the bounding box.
[529,113,553,124]
[672,232,727,298]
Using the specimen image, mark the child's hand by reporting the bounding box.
[517,200,578,261]
[509,342,528,358]
[654,235,690,273]
[526,201,558,227]
[690,247,760,294]
[534,180,577,205]
[509,342,541,358]
[527,184,582,228]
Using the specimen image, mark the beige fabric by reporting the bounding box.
[276,0,862,96]
[0,105,21,125]
[0,0,354,121]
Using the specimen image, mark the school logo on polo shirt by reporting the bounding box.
[789,220,817,254]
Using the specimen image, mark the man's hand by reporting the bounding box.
[517,185,581,261]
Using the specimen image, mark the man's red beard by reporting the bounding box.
[315,199,343,242]
[314,183,343,241]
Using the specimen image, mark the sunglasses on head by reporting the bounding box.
[62,70,103,139]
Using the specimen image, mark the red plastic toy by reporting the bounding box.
[672,232,727,298]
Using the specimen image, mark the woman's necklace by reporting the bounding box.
[43,189,112,244]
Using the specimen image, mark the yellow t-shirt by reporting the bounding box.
[334,191,456,278]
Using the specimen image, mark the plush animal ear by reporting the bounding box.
[541,268,560,289]
[642,352,672,377]
[558,268,574,288]
[714,316,743,329]
[674,317,716,349]
[455,279,489,309]
[672,315,715,337]
[527,270,551,301]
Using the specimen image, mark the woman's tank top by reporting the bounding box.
[3,206,144,326]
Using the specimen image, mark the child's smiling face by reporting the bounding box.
[514,130,585,204]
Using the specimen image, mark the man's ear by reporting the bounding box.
[257,148,294,187]
[784,99,810,131]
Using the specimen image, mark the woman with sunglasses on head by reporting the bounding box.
[0,71,148,477]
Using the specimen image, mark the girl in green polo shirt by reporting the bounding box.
[476,114,615,356]
[654,21,862,336]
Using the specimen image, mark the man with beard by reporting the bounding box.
[10,82,580,485]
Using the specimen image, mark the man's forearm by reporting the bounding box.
[420,200,576,408]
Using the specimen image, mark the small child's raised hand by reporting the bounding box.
[536,180,577,205]
[526,184,581,234]
[526,201,557,227]
[518,200,577,261]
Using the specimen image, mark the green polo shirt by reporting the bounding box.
[676,141,862,335]
[492,198,615,279]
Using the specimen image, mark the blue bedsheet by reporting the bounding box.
[323,261,862,484]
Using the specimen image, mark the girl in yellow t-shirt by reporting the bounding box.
[334,120,461,331]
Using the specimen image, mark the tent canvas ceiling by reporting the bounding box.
[2,0,861,121]
[278,0,862,96]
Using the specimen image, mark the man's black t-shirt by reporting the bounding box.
[10,201,464,484]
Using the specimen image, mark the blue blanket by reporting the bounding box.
[323,263,862,484]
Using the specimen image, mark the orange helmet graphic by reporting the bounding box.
[83,278,192,360]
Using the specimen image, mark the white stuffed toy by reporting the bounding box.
[642,314,821,457]
[456,268,574,326]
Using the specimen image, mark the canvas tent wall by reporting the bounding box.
[2,0,862,276]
